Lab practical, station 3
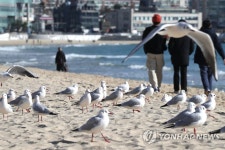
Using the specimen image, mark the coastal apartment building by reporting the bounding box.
[104,8,202,34]
[0,0,224,34]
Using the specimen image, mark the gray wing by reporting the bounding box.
[6,65,39,78]
[140,88,148,95]
[175,113,201,127]
[104,91,118,101]
[121,98,140,107]
[167,95,182,105]
[166,110,189,124]
[121,24,174,63]
[32,91,41,99]
[126,87,141,95]
[55,87,72,94]
[188,30,217,80]
[33,102,50,114]
[202,101,210,109]
[209,126,225,134]
[91,92,100,101]
[79,116,101,131]
[188,95,202,104]
[9,95,25,106]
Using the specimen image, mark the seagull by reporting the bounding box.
[32,95,57,122]
[162,102,196,125]
[72,108,113,143]
[31,85,47,99]
[7,88,16,102]
[187,94,207,106]
[0,65,39,86]
[164,105,207,136]
[75,89,92,113]
[202,93,216,118]
[54,84,78,100]
[115,94,145,113]
[122,22,218,80]
[9,89,32,114]
[209,126,225,134]
[115,81,129,93]
[102,88,123,106]
[0,93,13,120]
[139,84,154,101]
[160,90,187,110]
[125,83,145,96]
[90,87,104,109]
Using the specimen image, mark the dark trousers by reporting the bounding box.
[173,65,187,92]
[199,65,213,91]
[56,63,67,72]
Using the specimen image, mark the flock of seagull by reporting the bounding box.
[0,64,224,143]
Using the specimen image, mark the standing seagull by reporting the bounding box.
[7,88,17,102]
[31,85,47,100]
[115,94,145,113]
[162,102,196,125]
[54,84,78,100]
[115,81,130,93]
[9,89,32,114]
[102,88,123,106]
[32,95,57,122]
[72,108,112,143]
[164,105,207,136]
[90,87,104,109]
[187,94,207,106]
[122,22,218,81]
[125,83,145,96]
[140,84,154,101]
[0,65,39,86]
[0,93,13,120]
[75,89,92,113]
[202,93,216,118]
[160,90,187,110]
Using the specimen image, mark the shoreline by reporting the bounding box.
[0,39,140,46]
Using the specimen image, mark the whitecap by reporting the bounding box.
[128,65,146,69]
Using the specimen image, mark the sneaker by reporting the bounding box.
[205,90,211,96]
[154,88,159,92]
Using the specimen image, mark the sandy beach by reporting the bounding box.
[0,65,224,150]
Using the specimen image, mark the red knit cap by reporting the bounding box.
[152,14,161,24]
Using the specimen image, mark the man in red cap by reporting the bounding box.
[142,14,167,92]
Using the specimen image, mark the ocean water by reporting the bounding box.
[0,42,225,91]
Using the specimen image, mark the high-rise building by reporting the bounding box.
[0,0,34,31]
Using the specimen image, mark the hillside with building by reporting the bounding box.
[0,0,224,41]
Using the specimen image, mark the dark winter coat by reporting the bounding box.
[194,27,225,65]
[55,51,66,65]
[168,36,194,66]
[142,25,167,54]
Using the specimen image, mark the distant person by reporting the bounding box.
[194,19,225,96]
[55,47,67,72]
[142,14,167,92]
[168,19,194,93]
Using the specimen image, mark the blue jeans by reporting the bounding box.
[199,65,213,91]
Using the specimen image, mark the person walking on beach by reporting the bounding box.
[142,14,167,92]
[194,19,225,96]
[55,47,67,72]
[168,19,194,93]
